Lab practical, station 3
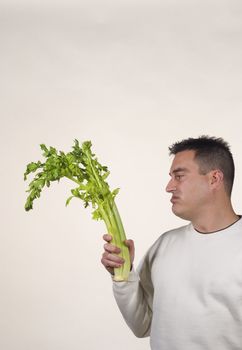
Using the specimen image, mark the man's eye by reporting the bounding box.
[175,175,183,180]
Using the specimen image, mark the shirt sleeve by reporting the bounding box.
[112,254,154,338]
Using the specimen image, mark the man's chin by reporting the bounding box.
[172,205,189,220]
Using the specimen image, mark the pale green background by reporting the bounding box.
[1,0,242,349]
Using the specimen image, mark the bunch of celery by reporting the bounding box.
[24,140,130,281]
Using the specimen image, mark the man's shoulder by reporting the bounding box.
[159,223,190,241]
[148,223,190,255]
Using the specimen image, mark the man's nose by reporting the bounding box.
[166,179,176,193]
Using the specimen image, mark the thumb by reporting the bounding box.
[124,239,135,265]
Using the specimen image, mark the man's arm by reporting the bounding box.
[101,234,153,338]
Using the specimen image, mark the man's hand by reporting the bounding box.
[101,234,135,276]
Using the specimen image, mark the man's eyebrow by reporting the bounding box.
[169,167,189,176]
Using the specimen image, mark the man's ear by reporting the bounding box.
[210,169,224,188]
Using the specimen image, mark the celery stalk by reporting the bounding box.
[24,140,131,281]
[100,200,130,281]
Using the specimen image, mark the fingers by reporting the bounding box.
[101,251,124,268]
[101,250,124,275]
[103,241,121,254]
[101,234,135,275]
[101,234,123,274]
[103,233,112,243]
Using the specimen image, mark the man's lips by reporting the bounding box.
[170,196,180,204]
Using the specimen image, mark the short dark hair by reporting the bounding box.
[168,136,235,196]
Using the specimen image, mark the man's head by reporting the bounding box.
[169,136,235,196]
[166,136,235,220]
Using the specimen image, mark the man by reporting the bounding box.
[101,136,242,350]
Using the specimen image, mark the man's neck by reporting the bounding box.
[192,202,239,234]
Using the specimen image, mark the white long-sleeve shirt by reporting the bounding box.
[113,218,242,350]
